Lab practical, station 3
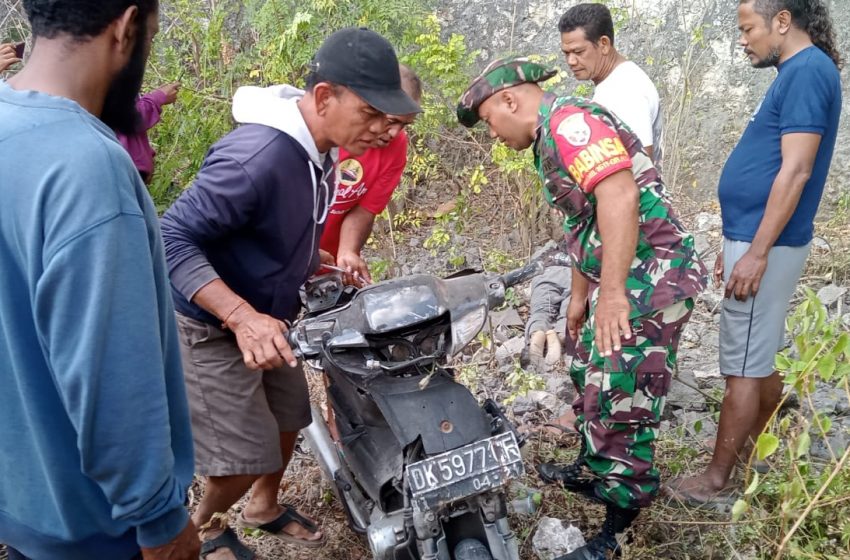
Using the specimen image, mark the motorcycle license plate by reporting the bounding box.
[406,432,524,511]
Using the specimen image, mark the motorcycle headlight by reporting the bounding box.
[450,306,487,356]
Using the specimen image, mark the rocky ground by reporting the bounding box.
[4,197,846,560]
[222,193,850,559]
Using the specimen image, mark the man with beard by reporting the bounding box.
[664,0,842,506]
[456,58,707,559]
[160,27,419,559]
[0,2,198,560]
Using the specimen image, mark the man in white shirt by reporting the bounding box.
[559,3,663,165]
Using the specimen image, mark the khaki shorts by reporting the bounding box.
[176,312,311,476]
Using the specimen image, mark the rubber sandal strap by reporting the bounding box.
[256,504,318,535]
[200,527,255,560]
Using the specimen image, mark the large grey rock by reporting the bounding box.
[817,284,847,308]
[667,369,708,411]
[511,395,536,417]
[546,374,572,398]
[495,336,525,364]
[510,390,558,416]
[673,410,718,439]
[694,368,722,380]
[693,212,723,256]
[532,517,587,560]
[490,307,524,328]
[695,212,723,232]
[527,390,558,412]
[811,382,850,416]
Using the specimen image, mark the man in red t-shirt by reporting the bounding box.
[320,65,422,283]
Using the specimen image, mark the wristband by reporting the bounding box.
[221,300,248,330]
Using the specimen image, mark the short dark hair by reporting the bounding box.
[558,3,615,46]
[23,0,158,40]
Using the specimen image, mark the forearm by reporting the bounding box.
[571,267,590,303]
[749,170,808,257]
[136,91,167,130]
[191,278,249,324]
[338,206,376,256]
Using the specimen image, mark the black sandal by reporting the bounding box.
[200,526,256,559]
[237,503,325,549]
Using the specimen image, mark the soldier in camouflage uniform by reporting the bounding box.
[457,57,707,560]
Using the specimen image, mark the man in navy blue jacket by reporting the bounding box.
[160,28,420,557]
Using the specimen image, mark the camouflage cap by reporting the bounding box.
[457,57,557,128]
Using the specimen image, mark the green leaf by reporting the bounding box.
[745,471,760,495]
[818,354,836,381]
[796,431,811,458]
[693,420,703,434]
[731,499,749,521]
[757,433,780,460]
[802,344,819,363]
[834,333,849,357]
[816,414,833,433]
[775,353,792,371]
[532,492,543,506]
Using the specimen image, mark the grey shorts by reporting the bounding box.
[719,238,810,378]
[175,312,312,476]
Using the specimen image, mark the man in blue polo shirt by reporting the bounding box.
[666,0,842,505]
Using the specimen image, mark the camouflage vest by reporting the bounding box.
[533,93,707,318]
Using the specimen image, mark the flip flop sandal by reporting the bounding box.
[200,526,256,560]
[662,476,738,513]
[237,504,325,549]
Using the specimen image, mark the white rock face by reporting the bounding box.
[438,0,850,203]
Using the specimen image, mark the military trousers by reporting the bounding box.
[569,297,694,509]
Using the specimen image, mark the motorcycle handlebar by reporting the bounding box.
[500,260,544,288]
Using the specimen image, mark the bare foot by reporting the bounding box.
[663,474,732,503]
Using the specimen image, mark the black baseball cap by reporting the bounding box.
[311,27,422,116]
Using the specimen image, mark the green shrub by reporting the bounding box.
[145,0,477,213]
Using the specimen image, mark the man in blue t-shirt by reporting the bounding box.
[665,0,842,506]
